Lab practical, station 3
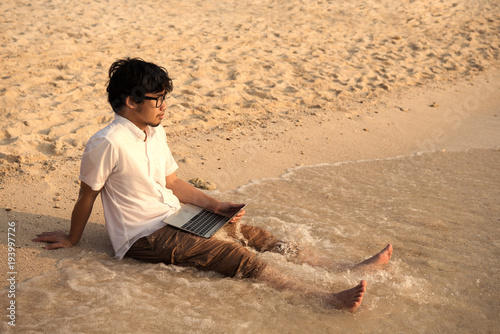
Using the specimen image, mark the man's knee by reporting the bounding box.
[209,241,266,278]
[239,225,280,252]
[232,250,267,279]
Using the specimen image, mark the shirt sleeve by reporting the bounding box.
[163,134,178,177]
[79,136,118,191]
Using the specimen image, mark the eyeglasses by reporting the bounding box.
[142,94,166,108]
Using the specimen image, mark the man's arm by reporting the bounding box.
[32,182,101,249]
[165,172,245,222]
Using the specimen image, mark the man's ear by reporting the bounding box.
[125,96,137,109]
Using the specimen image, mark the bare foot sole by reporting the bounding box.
[354,244,393,270]
[326,280,367,313]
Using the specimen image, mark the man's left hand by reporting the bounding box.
[214,202,245,223]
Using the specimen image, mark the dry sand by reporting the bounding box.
[1,0,499,285]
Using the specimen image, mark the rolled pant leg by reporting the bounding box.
[238,224,301,256]
[237,224,281,252]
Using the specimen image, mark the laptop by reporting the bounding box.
[162,192,259,238]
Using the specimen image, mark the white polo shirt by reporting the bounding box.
[79,114,181,259]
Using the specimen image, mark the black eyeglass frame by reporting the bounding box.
[142,94,166,108]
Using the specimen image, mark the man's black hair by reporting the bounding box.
[106,57,173,112]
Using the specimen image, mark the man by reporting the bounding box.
[34,58,393,313]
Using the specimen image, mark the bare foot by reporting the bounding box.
[354,244,393,270]
[325,280,367,313]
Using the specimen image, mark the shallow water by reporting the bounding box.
[3,149,500,333]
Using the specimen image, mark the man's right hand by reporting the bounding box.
[32,231,74,250]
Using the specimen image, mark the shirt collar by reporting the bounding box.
[113,114,155,141]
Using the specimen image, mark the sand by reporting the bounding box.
[0,0,499,293]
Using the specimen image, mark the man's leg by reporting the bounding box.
[234,223,370,313]
[126,225,266,278]
[295,244,393,272]
[232,224,300,254]
[256,265,367,313]
[127,226,367,312]
[233,224,393,272]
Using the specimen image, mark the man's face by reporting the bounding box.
[136,92,167,128]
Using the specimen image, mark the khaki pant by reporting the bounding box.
[125,224,284,278]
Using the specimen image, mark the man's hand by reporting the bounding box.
[214,202,245,224]
[32,231,74,250]
[165,173,247,224]
[32,181,99,251]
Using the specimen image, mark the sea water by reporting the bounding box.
[2,149,499,333]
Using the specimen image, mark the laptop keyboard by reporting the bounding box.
[181,209,228,236]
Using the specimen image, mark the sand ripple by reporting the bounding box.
[0,0,499,164]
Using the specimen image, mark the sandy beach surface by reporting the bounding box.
[1,0,499,332]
